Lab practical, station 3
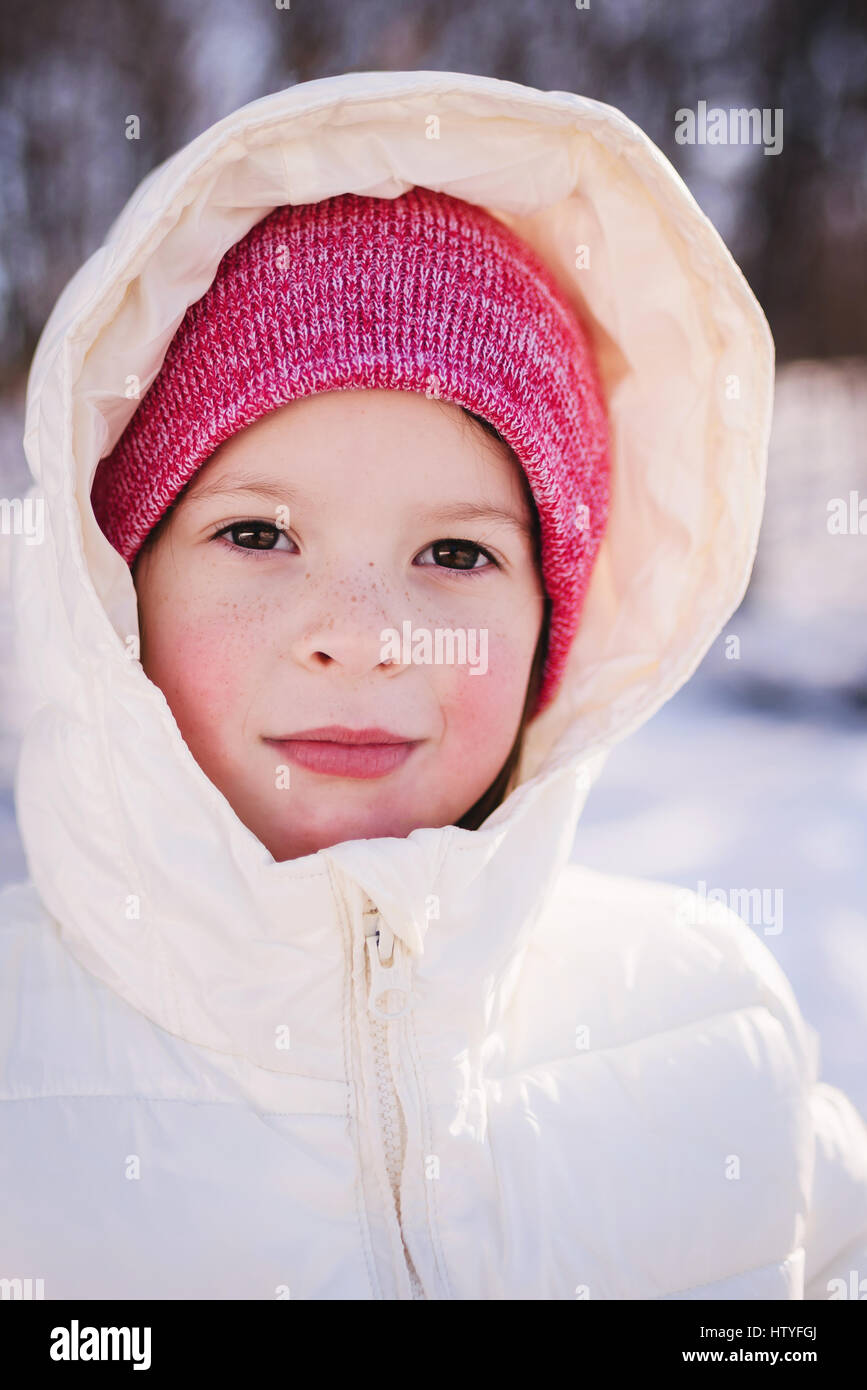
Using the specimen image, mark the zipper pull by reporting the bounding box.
[363,909,415,1021]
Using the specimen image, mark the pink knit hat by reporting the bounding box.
[91,187,610,717]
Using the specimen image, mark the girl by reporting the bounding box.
[2,70,866,1300]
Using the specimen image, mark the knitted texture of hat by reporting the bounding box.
[90,186,610,718]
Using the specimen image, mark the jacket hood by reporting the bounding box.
[10,70,774,1068]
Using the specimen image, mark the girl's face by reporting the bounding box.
[132,388,545,861]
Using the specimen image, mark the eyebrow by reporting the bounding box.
[185,477,535,544]
[184,476,300,508]
[423,503,536,545]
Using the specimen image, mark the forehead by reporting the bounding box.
[189,389,531,497]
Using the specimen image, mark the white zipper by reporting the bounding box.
[362,901,426,1299]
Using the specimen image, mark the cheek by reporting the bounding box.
[434,629,532,758]
[140,596,264,750]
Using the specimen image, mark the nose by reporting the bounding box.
[290,574,407,681]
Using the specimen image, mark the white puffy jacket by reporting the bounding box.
[3,70,866,1301]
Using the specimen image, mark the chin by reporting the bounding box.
[255,810,409,862]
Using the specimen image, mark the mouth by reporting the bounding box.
[263,726,423,780]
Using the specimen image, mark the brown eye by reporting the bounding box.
[214,522,294,556]
[416,540,497,573]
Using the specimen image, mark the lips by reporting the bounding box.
[263,726,421,780]
[272,726,415,745]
